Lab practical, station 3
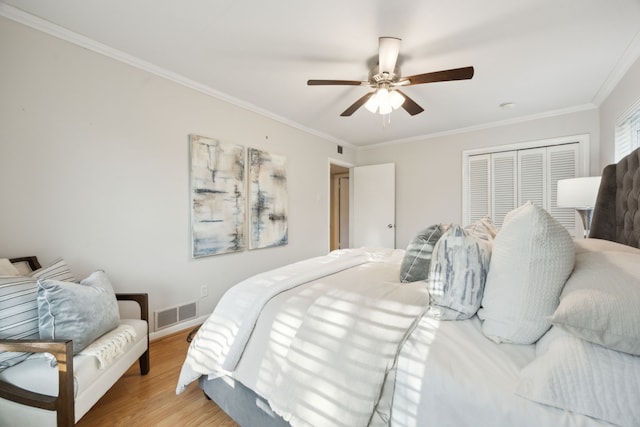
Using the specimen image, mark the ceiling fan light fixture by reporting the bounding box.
[308,37,474,119]
[389,90,405,110]
[365,88,405,115]
[364,94,379,113]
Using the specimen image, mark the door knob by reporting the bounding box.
[387,224,394,229]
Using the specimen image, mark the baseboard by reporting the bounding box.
[149,313,210,341]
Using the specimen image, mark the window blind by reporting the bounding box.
[615,103,640,161]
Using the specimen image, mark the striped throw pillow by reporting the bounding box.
[0,259,75,371]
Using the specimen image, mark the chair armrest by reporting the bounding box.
[116,293,149,322]
[115,293,150,375]
[0,339,74,427]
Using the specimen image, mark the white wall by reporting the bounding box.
[356,109,600,249]
[599,56,640,167]
[0,17,356,334]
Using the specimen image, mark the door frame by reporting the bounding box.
[328,158,354,252]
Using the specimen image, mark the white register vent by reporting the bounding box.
[155,301,198,330]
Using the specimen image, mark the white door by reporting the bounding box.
[351,163,395,248]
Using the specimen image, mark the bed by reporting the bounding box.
[176,148,640,427]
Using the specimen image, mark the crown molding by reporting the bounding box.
[359,103,598,151]
[592,29,640,105]
[0,3,353,149]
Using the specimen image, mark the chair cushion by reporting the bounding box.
[0,319,147,397]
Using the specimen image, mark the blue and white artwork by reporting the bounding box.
[190,135,245,257]
[248,148,288,249]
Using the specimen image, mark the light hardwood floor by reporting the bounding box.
[76,328,239,427]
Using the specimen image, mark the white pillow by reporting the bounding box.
[550,250,640,355]
[516,327,640,427]
[0,259,20,277]
[426,225,491,320]
[464,216,498,242]
[478,202,574,344]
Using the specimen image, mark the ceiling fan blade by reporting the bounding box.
[403,66,474,86]
[378,37,401,75]
[340,92,375,116]
[396,90,424,116]
[307,79,365,86]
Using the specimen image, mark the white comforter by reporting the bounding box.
[177,248,374,392]
[177,248,426,426]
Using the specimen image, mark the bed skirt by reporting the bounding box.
[199,375,289,427]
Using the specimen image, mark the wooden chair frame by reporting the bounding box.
[0,257,149,426]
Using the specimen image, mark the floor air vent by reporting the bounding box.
[155,301,198,330]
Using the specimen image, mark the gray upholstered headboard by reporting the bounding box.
[590,147,640,248]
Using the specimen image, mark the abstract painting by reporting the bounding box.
[248,148,288,249]
[190,134,245,257]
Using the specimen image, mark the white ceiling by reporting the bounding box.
[3,0,640,148]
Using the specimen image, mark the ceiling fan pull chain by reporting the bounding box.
[382,113,391,128]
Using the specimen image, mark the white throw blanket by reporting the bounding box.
[176,248,374,393]
[79,323,137,368]
[267,279,428,427]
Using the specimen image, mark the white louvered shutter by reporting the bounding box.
[491,151,517,227]
[467,154,491,224]
[615,105,640,162]
[464,138,584,235]
[548,144,580,237]
[615,120,632,162]
[518,147,546,209]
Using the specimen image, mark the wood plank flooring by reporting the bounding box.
[76,328,239,427]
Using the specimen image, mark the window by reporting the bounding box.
[463,135,589,238]
[615,100,640,161]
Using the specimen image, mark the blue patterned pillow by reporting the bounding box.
[426,225,491,320]
[400,224,450,283]
[38,270,120,354]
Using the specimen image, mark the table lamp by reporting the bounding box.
[557,176,602,238]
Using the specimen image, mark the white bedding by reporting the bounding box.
[178,247,621,427]
[266,265,428,426]
[176,248,373,392]
[392,316,614,427]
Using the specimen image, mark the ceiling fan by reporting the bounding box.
[307,37,474,117]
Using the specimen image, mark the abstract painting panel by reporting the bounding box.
[190,135,245,257]
[248,148,288,249]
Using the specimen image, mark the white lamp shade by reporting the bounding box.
[389,90,405,109]
[557,176,601,209]
[364,94,379,113]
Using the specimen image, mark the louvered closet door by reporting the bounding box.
[464,140,583,235]
[547,144,580,237]
[467,154,491,223]
[518,147,546,208]
[491,151,517,227]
